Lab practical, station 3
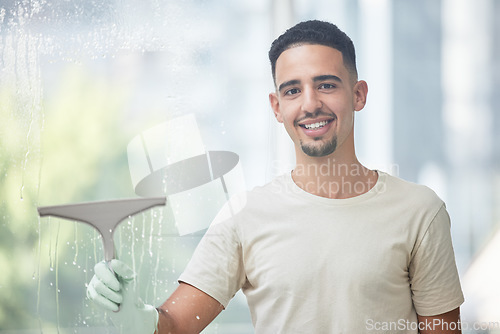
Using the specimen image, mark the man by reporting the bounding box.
[87,20,464,333]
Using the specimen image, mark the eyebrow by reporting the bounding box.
[314,75,342,83]
[277,75,343,93]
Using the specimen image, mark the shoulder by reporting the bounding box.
[380,172,443,209]
[237,173,292,208]
[209,174,291,228]
[377,172,447,231]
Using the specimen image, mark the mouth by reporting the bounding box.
[299,119,334,130]
[296,116,336,138]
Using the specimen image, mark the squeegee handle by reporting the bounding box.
[105,260,121,313]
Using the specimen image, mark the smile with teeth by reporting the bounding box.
[300,119,333,130]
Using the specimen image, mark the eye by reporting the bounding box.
[284,88,300,96]
[319,83,336,90]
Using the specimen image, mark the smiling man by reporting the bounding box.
[268,41,376,199]
[87,20,464,333]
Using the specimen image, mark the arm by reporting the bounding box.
[87,261,224,334]
[155,282,224,334]
[410,205,464,332]
[417,307,461,334]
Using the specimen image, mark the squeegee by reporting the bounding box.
[37,197,166,261]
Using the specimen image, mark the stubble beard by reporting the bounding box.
[300,136,337,157]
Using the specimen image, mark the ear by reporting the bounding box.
[269,92,283,123]
[353,80,368,111]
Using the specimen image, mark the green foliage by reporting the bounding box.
[0,62,134,330]
[0,60,227,332]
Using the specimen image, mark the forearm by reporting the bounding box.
[155,306,182,334]
[153,283,224,334]
[418,307,461,334]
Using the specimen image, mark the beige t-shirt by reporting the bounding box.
[179,171,464,333]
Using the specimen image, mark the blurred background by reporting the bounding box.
[0,0,499,333]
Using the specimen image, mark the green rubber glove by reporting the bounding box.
[87,259,158,334]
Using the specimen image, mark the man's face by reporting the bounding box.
[269,44,367,160]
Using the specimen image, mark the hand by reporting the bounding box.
[87,259,158,334]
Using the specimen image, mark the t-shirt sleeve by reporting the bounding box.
[178,213,246,308]
[409,204,465,316]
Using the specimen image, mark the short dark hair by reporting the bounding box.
[268,20,357,84]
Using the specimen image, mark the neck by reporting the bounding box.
[292,153,377,199]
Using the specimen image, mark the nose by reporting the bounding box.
[301,86,322,113]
